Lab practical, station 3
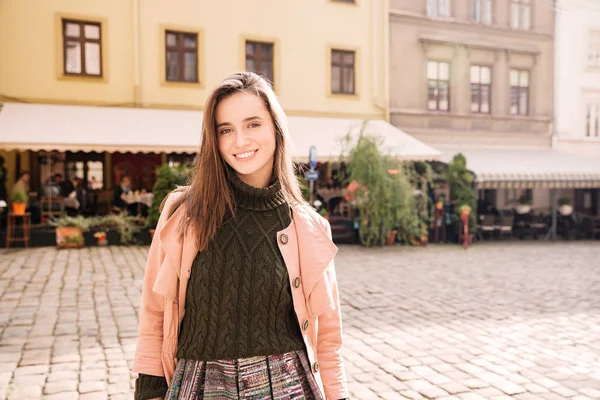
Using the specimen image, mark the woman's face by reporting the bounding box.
[216,92,277,188]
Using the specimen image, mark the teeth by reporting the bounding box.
[235,151,255,159]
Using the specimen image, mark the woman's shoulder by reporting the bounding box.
[292,202,331,234]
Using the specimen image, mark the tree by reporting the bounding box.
[146,164,190,228]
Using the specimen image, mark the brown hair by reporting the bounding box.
[166,71,304,251]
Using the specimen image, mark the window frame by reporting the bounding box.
[510,0,531,30]
[427,0,452,18]
[245,40,276,86]
[164,30,199,84]
[61,18,103,78]
[472,0,493,25]
[586,104,600,138]
[509,68,530,116]
[330,49,356,95]
[588,29,600,68]
[427,60,451,112]
[470,65,492,114]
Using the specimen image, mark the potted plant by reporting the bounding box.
[11,190,28,215]
[446,154,477,243]
[559,197,573,216]
[146,164,190,239]
[385,229,398,246]
[96,213,140,245]
[339,124,414,247]
[516,196,533,214]
[93,231,108,246]
[47,215,91,249]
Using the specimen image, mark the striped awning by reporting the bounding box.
[0,102,441,161]
[440,147,600,189]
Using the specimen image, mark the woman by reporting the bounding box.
[132,72,349,400]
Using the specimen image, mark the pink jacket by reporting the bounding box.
[132,191,349,399]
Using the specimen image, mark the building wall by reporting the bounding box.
[389,0,555,147]
[554,0,600,156]
[0,0,388,119]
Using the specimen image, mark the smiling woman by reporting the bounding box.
[132,72,350,400]
[216,93,277,188]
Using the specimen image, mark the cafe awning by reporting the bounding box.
[0,102,441,161]
[439,146,600,189]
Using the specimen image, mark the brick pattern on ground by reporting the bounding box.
[0,242,599,399]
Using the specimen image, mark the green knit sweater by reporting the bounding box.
[134,173,305,400]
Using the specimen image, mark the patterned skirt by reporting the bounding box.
[165,350,324,399]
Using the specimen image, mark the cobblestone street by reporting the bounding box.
[0,242,599,400]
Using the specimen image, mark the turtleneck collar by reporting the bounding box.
[228,171,287,211]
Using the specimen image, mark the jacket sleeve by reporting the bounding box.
[132,194,176,377]
[317,219,350,400]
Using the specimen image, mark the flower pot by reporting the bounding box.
[12,202,26,215]
[386,230,398,246]
[55,226,84,249]
[516,204,531,215]
[559,204,573,216]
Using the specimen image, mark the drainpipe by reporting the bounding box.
[133,0,142,107]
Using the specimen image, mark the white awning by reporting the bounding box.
[439,146,600,189]
[0,103,440,161]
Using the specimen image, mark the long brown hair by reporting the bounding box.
[167,72,305,251]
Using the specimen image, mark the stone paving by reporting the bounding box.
[0,242,599,400]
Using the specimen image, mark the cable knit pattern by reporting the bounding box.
[176,173,305,361]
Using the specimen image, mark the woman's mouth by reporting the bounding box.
[234,150,258,160]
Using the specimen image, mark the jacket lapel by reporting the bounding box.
[290,203,338,297]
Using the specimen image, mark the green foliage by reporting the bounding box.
[47,215,94,231]
[11,190,28,203]
[559,197,571,206]
[48,213,139,244]
[96,213,139,244]
[146,164,190,228]
[340,124,414,247]
[297,174,312,202]
[446,153,477,232]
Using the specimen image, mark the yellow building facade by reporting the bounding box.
[0,0,397,192]
[0,0,388,116]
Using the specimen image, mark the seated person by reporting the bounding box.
[112,176,132,213]
[65,178,88,216]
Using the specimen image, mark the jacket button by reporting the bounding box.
[303,320,309,331]
[293,277,301,288]
[279,233,289,245]
[312,362,319,373]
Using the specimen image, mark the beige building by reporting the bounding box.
[0,0,439,199]
[389,0,600,217]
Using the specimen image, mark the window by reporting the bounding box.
[62,19,102,77]
[470,66,491,113]
[586,104,600,137]
[473,0,492,24]
[509,69,529,116]
[588,30,600,67]
[245,41,274,85]
[427,61,450,111]
[510,0,531,30]
[331,49,355,95]
[165,30,198,83]
[427,0,451,17]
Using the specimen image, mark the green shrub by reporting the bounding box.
[146,164,190,228]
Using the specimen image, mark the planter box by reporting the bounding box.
[56,226,84,249]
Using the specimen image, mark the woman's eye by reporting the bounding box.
[220,128,232,135]
[248,123,260,129]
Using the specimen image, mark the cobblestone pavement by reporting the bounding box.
[0,242,599,400]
